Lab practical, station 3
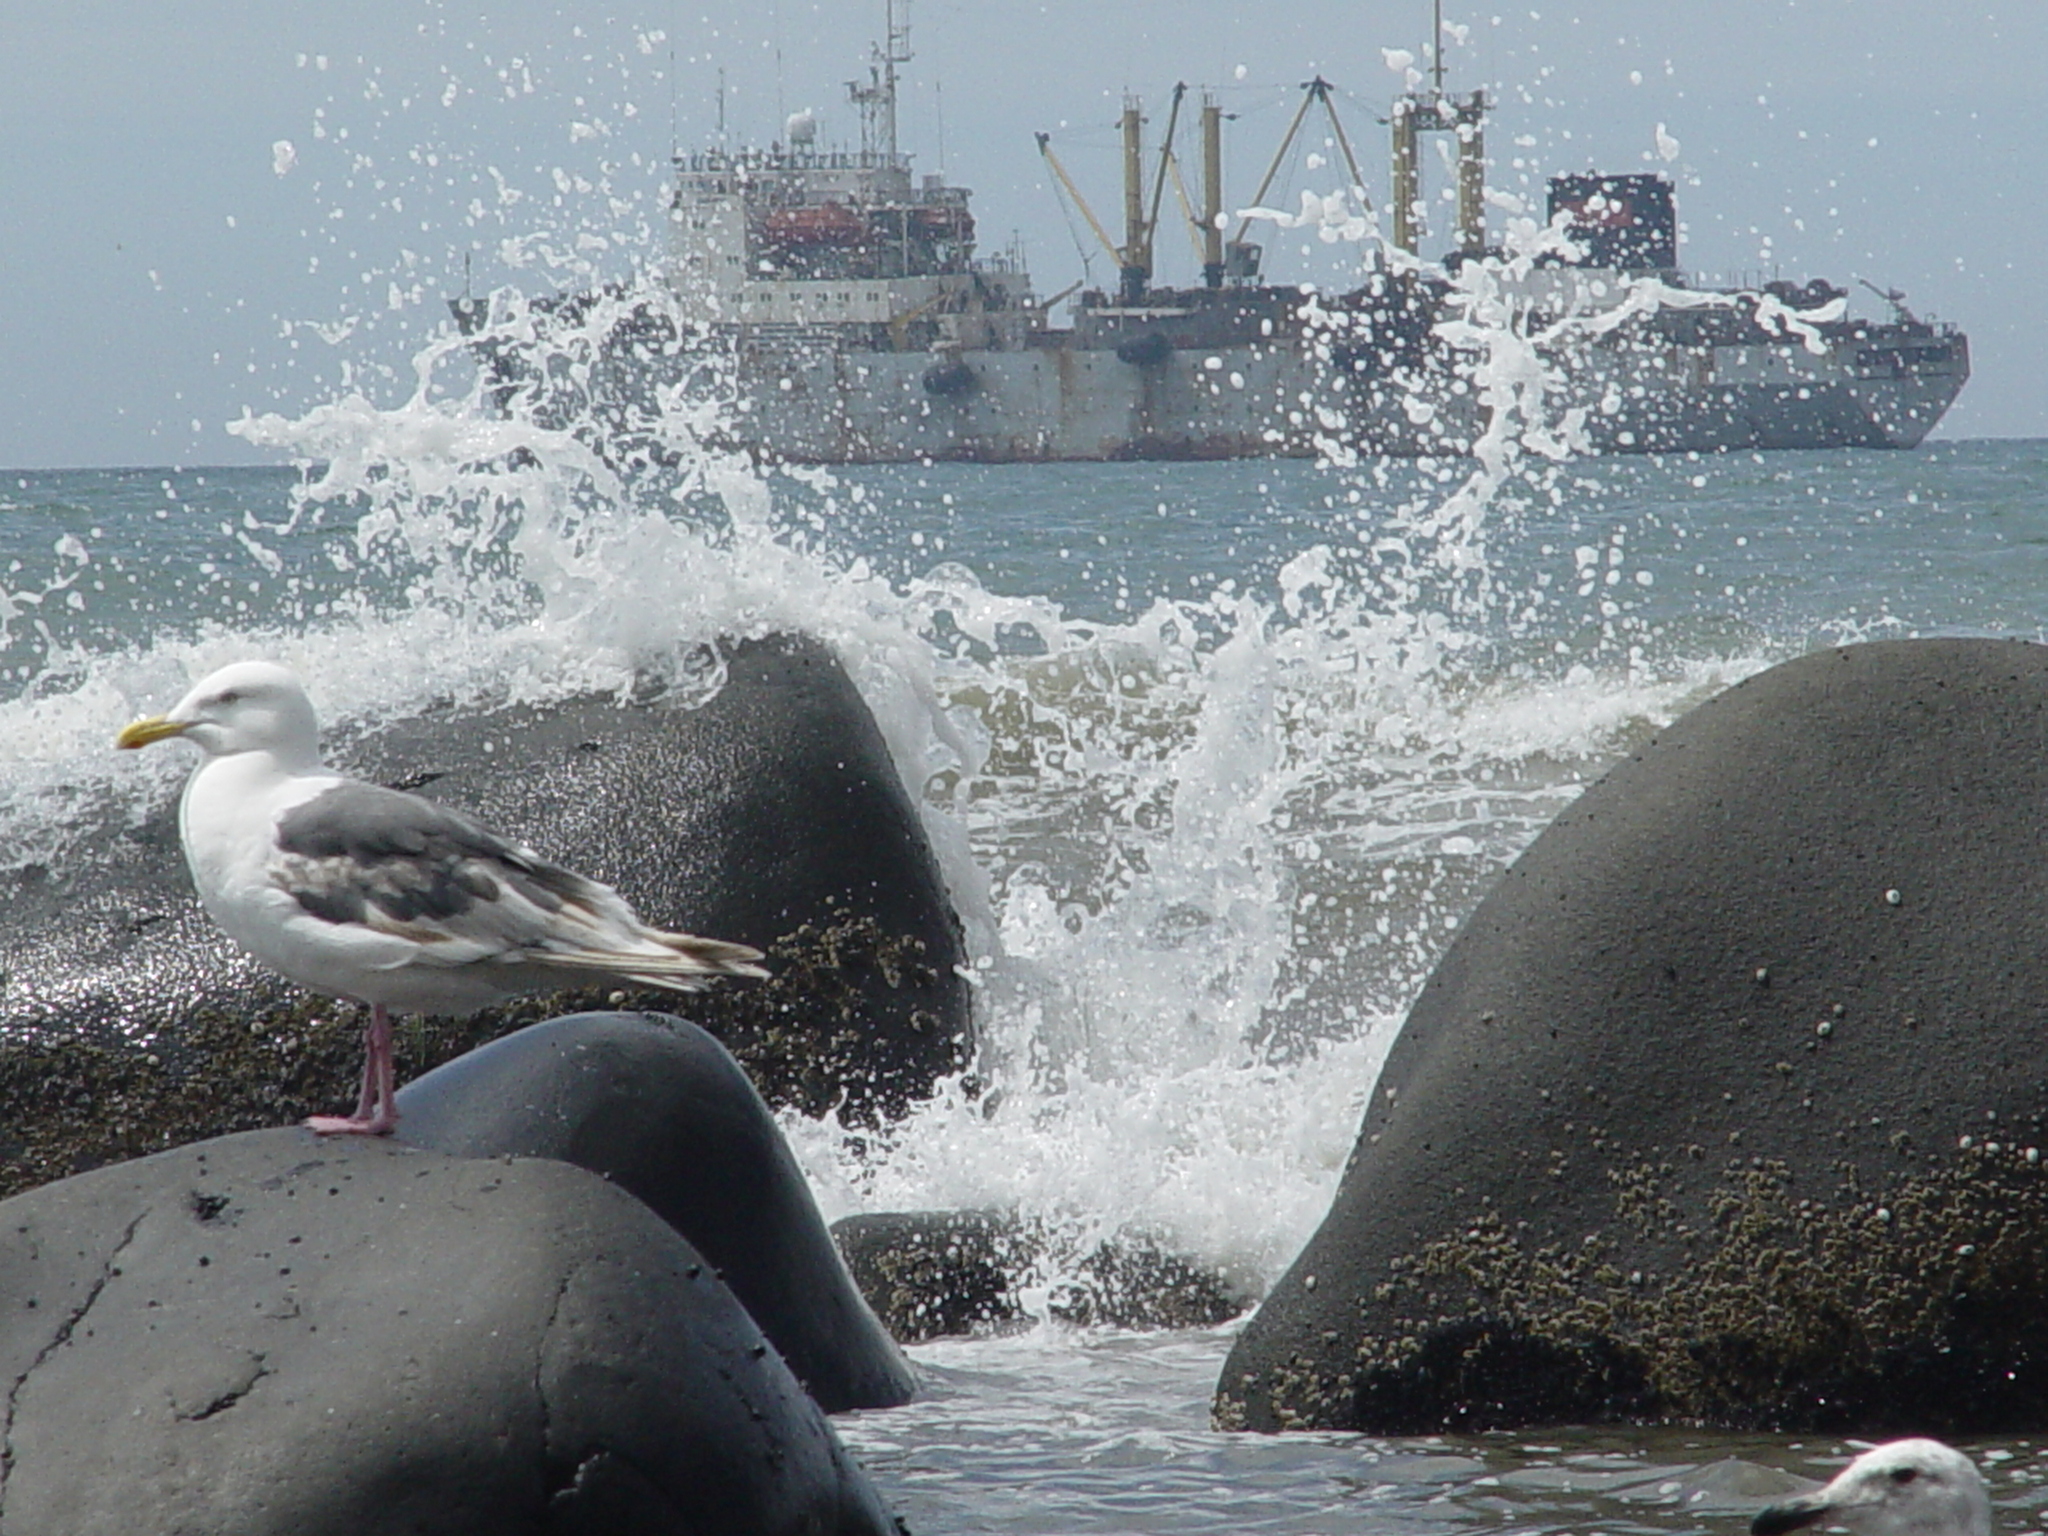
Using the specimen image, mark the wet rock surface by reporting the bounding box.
[1220,639,2048,1436]
[835,1210,1250,1342]
[0,632,971,1196]
[0,1128,898,1536]
[395,1011,915,1412]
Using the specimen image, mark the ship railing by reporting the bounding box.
[725,320,875,346]
[676,148,913,175]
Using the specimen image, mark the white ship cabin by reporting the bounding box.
[667,142,1037,347]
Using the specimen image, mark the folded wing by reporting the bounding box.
[270,780,766,989]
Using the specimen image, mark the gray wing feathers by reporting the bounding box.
[275,781,588,921]
[272,782,766,984]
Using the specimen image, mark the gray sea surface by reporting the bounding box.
[839,1325,2048,1535]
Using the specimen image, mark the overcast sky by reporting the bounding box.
[3,0,2040,469]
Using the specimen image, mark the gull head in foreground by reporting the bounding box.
[1752,1439,1991,1536]
[118,660,767,1136]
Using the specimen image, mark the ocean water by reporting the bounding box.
[7,433,2048,1530]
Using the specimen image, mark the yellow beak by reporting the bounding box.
[115,715,190,750]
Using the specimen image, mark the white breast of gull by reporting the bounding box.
[1752,1439,1992,1536]
[117,659,766,1136]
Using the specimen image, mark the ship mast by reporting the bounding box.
[1120,97,1147,303]
[1200,95,1225,288]
[848,0,913,166]
[1390,0,1487,257]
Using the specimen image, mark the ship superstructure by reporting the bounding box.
[665,6,1040,372]
[459,1,1969,463]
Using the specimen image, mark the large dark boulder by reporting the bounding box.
[0,633,971,1195]
[1220,639,2048,1436]
[0,1127,897,1535]
[394,1011,915,1412]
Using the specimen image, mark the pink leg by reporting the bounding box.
[348,1032,375,1121]
[306,1003,401,1137]
[370,1004,397,1128]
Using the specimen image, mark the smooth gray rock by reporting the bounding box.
[395,1012,915,1412]
[1220,639,2048,1436]
[0,1128,897,1535]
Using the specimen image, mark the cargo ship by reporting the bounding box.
[457,2,1969,463]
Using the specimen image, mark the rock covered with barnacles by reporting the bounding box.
[0,632,972,1196]
[1221,639,2048,1435]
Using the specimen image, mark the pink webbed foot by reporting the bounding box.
[304,1002,400,1137]
[304,1108,399,1137]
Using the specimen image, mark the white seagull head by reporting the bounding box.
[1752,1440,1992,1536]
[117,660,322,769]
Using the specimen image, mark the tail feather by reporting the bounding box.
[537,930,768,991]
[655,930,769,973]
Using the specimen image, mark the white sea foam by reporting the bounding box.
[0,134,1789,1307]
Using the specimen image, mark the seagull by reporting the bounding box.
[117,659,767,1136]
[1752,1439,1992,1536]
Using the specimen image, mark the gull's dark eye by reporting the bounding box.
[1890,1468,1920,1486]
[218,690,241,706]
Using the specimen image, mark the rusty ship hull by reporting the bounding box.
[711,319,1969,464]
